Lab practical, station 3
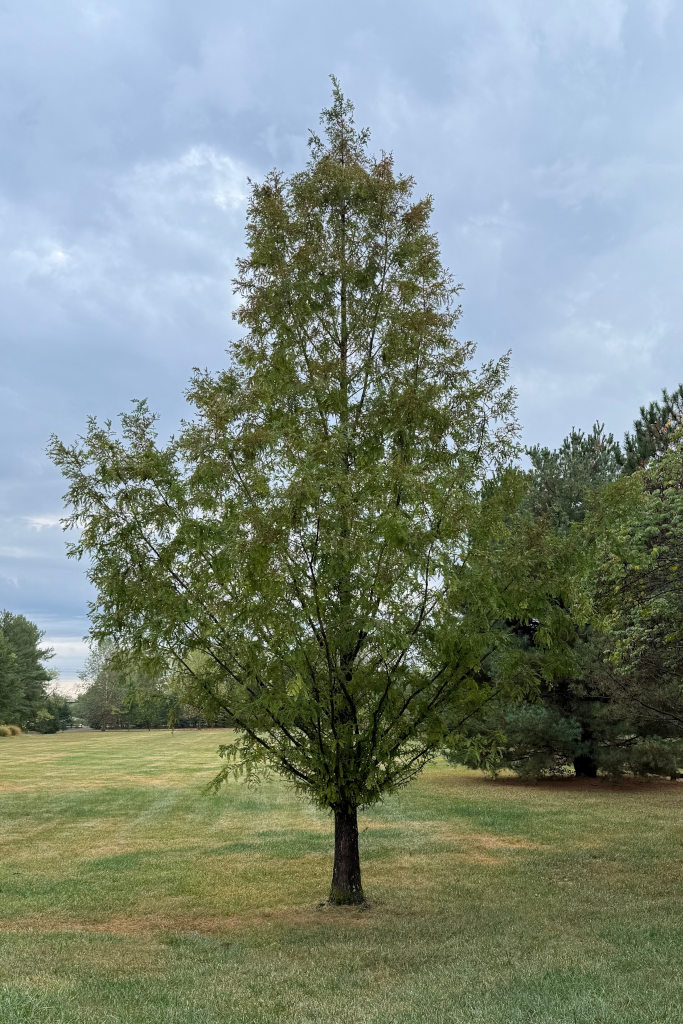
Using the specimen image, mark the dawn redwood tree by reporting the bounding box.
[50,83,521,904]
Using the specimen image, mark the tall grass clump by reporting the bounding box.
[7,725,21,735]
[0,726,12,737]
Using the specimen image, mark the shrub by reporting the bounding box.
[0,726,11,737]
[598,737,683,780]
[7,724,21,735]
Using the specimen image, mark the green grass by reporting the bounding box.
[0,730,681,1023]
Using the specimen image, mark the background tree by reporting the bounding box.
[589,432,683,769]
[527,424,622,530]
[51,83,525,904]
[34,693,74,733]
[0,611,56,729]
[76,643,230,730]
[620,383,683,474]
[446,420,683,779]
[76,644,126,730]
[516,425,623,777]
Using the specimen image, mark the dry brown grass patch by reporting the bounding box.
[0,904,375,938]
[417,818,539,852]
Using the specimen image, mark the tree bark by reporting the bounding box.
[573,753,598,778]
[329,805,364,905]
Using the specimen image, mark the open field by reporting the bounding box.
[0,730,681,1024]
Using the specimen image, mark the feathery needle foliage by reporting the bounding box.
[49,82,523,903]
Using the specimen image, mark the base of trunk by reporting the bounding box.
[573,754,598,778]
[329,805,364,905]
[328,884,366,906]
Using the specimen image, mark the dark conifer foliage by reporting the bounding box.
[444,418,683,779]
[0,611,56,730]
[620,384,683,473]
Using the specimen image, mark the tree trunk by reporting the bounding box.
[573,753,598,778]
[329,805,364,905]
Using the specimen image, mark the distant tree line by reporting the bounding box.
[74,644,234,731]
[0,613,227,735]
[0,611,72,733]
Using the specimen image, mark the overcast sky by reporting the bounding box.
[1,0,681,692]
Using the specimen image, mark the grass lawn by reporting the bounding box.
[0,730,681,1023]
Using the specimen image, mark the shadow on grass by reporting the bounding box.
[428,771,681,793]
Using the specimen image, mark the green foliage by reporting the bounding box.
[445,418,683,779]
[75,643,192,730]
[75,642,230,731]
[527,423,622,533]
[598,736,683,779]
[74,644,125,730]
[0,610,57,730]
[620,383,683,474]
[448,701,582,779]
[165,651,238,729]
[33,694,74,734]
[50,82,523,821]
[589,431,683,748]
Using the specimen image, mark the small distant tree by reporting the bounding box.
[34,692,74,733]
[77,644,126,730]
[122,669,172,729]
[77,643,217,730]
[51,83,523,904]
